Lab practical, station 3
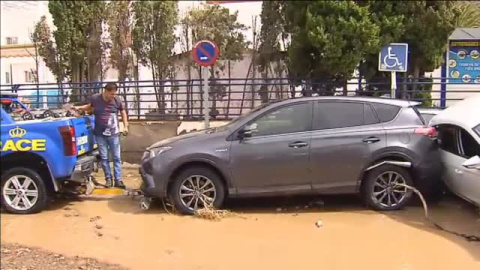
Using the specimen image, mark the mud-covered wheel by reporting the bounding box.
[0,168,49,214]
[170,167,225,215]
[22,112,33,120]
[362,164,414,211]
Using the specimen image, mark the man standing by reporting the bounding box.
[76,82,128,188]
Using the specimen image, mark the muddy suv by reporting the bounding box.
[139,97,441,214]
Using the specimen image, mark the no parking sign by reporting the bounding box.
[192,40,220,67]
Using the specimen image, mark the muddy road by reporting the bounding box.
[1,168,480,270]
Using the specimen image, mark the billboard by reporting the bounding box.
[448,40,480,83]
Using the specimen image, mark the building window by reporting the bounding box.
[5,72,10,84]
[24,70,36,83]
[6,37,18,45]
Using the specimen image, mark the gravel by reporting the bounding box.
[0,243,127,270]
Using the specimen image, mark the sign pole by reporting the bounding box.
[391,71,397,99]
[379,43,408,99]
[192,39,219,129]
[203,66,210,129]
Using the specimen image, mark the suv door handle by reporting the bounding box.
[289,141,308,148]
[362,137,381,144]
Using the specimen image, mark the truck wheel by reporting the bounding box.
[170,167,225,215]
[0,168,49,214]
[362,165,414,211]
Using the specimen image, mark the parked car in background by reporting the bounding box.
[430,95,480,207]
[140,97,441,214]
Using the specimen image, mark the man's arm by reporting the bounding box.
[117,98,128,134]
[75,103,92,112]
[121,109,129,134]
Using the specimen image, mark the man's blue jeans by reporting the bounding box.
[95,134,122,182]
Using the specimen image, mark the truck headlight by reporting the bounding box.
[148,146,172,158]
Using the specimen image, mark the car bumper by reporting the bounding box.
[139,157,168,198]
[70,151,99,182]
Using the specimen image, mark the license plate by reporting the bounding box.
[77,136,88,145]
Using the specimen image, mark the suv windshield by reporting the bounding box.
[474,124,480,137]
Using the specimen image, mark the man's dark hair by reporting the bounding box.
[104,82,118,92]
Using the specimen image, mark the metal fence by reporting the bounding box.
[1,76,479,120]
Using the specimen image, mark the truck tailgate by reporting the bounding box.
[70,116,96,155]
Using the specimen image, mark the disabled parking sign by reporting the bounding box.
[378,43,408,72]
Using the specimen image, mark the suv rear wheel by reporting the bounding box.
[0,167,49,214]
[170,167,225,215]
[362,164,414,211]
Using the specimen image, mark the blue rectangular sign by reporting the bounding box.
[448,40,480,83]
[378,43,408,72]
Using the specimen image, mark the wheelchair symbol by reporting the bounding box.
[383,47,402,68]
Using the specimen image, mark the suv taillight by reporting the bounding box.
[414,127,437,138]
[58,125,77,156]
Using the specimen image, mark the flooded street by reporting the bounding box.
[1,168,479,270]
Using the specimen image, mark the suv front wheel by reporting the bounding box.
[170,167,226,215]
[362,164,414,211]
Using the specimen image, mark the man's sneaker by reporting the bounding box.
[105,179,113,188]
[115,181,126,189]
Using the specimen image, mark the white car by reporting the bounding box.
[430,94,480,207]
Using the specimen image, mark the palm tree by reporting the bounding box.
[454,1,480,28]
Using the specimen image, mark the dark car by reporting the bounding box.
[139,97,441,214]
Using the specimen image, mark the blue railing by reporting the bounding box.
[0,77,478,120]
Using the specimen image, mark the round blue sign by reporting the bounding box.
[192,40,219,67]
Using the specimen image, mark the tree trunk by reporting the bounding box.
[402,72,408,99]
[240,61,253,115]
[135,59,140,120]
[186,65,192,118]
[33,44,40,105]
[158,70,166,115]
[210,66,216,116]
[226,60,231,119]
[151,64,160,111]
[357,65,363,96]
[411,64,421,99]
[343,79,348,96]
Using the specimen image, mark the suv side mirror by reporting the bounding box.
[238,126,253,140]
[463,155,480,170]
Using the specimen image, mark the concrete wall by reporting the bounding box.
[119,121,180,163]
[119,120,229,163]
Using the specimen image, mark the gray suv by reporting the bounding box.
[140,97,441,214]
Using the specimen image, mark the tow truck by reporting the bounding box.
[0,104,148,214]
